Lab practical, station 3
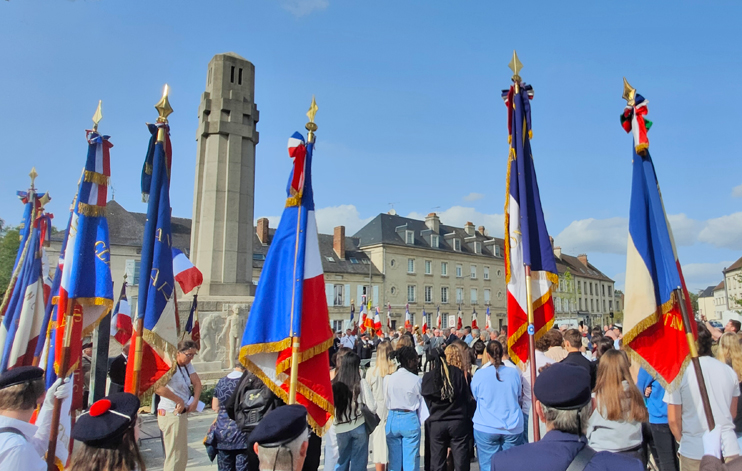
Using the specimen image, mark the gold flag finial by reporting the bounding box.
[155,84,174,123]
[305,96,318,143]
[92,100,103,132]
[622,77,636,107]
[29,167,38,190]
[508,50,523,82]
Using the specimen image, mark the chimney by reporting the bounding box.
[334,226,346,260]
[477,225,485,235]
[578,253,588,267]
[554,246,562,259]
[425,212,440,233]
[257,218,270,244]
[464,221,475,236]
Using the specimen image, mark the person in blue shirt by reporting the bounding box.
[637,367,679,471]
[470,340,524,471]
[491,362,643,471]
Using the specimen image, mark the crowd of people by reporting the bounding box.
[2,318,742,471]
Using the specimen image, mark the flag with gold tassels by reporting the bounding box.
[240,99,334,434]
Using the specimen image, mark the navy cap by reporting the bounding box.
[0,366,44,391]
[249,404,308,447]
[534,363,591,410]
[72,393,140,448]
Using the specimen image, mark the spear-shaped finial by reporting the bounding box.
[29,167,38,191]
[306,95,318,143]
[509,50,523,83]
[622,77,637,107]
[92,100,103,132]
[154,84,173,143]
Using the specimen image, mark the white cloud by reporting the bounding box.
[554,217,628,255]
[259,204,371,235]
[463,192,485,202]
[733,184,742,198]
[279,0,328,17]
[667,214,703,247]
[698,212,742,250]
[679,261,732,291]
[407,206,504,237]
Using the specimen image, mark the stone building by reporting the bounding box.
[723,257,742,312]
[551,246,617,327]
[697,285,717,320]
[353,212,507,330]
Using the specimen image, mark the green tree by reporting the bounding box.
[688,291,699,314]
[0,228,21,300]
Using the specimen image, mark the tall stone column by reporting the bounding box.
[191,53,258,297]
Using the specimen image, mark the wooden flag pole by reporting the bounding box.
[524,266,541,442]
[46,299,75,471]
[675,287,715,430]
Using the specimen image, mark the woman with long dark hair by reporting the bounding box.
[384,346,423,471]
[68,393,145,471]
[587,349,648,464]
[422,344,473,471]
[471,340,523,471]
[332,350,375,471]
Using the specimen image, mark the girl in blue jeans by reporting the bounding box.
[384,346,423,471]
[471,340,524,471]
[332,351,375,471]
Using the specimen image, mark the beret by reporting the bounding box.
[0,366,44,390]
[82,342,94,350]
[72,392,140,448]
[534,362,591,410]
[249,404,307,447]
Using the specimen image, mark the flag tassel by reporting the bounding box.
[46,299,75,471]
[524,266,540,442]
[676,287,715,430]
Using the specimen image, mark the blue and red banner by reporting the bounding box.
[240,131,334,434]
[621,94,694,389]
[503,82,558,365]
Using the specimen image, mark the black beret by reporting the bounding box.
[0,366,44,390]
[249,404,308,447]
[534,363,591,410]
[72,393,140,448]
[82,342,94,350]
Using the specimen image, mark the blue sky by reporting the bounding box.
[1,0,740,292]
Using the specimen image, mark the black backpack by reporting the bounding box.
[226,371,280,433]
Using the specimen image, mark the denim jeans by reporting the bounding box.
[335,423,369,471]
[386,410,421,471]
[649,423,679,471]
[473,428,524,471]
[521,413,529,444]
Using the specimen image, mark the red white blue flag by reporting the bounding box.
[172,248,203,294]
[404,304,411,330]
[503,82,558,365]
[240,132,334,433]
[422,308,428,335]
[374,307,382,336]
[471,308,478,330]
[436,306,441,330]
[110,282,132,345]
[125,123,178,396]
[620,93,694,389]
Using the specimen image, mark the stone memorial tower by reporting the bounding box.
[191,53,258,297]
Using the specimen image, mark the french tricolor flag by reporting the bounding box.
[172,248,203,294]
[111,282,132,345]
[373,307,382,336]
[240,131,334,434]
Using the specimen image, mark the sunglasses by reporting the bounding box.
[180,351,196,357]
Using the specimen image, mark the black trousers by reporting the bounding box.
[648,423,679,471]
[428,419,471,471]
[217,449,249,471]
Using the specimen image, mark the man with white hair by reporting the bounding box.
[251,405,310,471]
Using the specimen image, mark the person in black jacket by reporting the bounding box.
[422,346,474,471]
[560,328,596,390]
[355,332,374,361]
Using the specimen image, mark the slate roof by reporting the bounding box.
[352,213,504,258]
[50,200,193,255]
[554,253,613,283]
[699,285,717,298]
[252,228,381,276]
[725,256,742,274]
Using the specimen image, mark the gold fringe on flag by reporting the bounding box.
[83,170,110,186]
[77,202,106,217]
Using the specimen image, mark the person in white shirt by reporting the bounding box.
[664,322,741,470]
[0,366,71,471]
[341,329,357,349]
[156,340,203,471]
[384,346,423,471]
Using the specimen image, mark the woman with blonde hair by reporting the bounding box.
[587,349,649,465]
[446,340,472,382]
[717,331,742,449]
[366,340,397,471]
